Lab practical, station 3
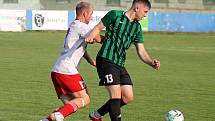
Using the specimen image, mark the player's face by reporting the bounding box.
[85,8,93,24]
[135,4,149,20]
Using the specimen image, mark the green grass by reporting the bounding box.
[0,31,215,121]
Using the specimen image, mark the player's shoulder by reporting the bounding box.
[70,20,87,27]
[107,10,124,16]
[109,10,124,13]
[134,20,142,28]
[70,20,89,30]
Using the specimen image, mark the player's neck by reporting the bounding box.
[125,10,135,22]
[76,16,87,24]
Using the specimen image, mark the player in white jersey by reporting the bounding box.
[40,2,101,121]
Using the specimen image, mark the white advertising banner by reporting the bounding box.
[0,10,26,32]
[88,11,108,29]
[32,10,68,30]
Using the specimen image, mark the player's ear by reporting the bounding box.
[133,6,138,12]
[83,11,86,17]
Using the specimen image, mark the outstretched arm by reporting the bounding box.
[83,51,96,66]
[85,21,105,44]
[135,43,160,70]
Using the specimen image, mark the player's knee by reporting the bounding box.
[60,94,73,104]
[81,94,90,107]
[84,94,90,106]
[122,94,133,104]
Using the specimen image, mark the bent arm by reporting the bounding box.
[85,21,105,43]
[83,51,96,66]
[135,43,160,70]
[93,34,105,44]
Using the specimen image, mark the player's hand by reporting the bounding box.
[151,59,160,70]
[85,37,95,44]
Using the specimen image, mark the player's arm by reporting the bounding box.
[93,34,105,44]
[85,21,105,44]
[135,43,160,70]
[86,10,117,44]
[83,51,96,66]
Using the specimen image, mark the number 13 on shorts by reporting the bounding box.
[79,81,85,89]
[105,74,113,83]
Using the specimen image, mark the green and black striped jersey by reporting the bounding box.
[98,10,143,67]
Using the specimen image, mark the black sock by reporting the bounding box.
[97,99,126,116]
[109,98,121,121]
[97,100,110,116]
[120,99,126,107]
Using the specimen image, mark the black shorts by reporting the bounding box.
[96,56,133,86]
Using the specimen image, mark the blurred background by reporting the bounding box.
[0,0,215,32]
[0,0,215,12]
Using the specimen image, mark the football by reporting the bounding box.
[165,110,184,121]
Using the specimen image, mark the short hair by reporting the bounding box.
[132,0,151,9]
[76,2,92,15]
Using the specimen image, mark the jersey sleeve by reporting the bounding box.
[134,25,144,44]
[101,10,118,27]
[79,23,91,37]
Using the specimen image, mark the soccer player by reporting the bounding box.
[40,2,101,121]
[85,0,160,121]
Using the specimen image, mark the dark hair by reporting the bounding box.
[132,0,151,9]
[76,2,91,15]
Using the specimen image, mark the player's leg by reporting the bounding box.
[90,57,122,121]
[120,67,134,106]
[90,85,122,121]
[43,72,87,121]
[93,85,133,118]
[60,89,90,108]
[96,67,133,116]
[43,72,65,121]
[106,85,122,121]
[121,85,133,105]
[90,89,122,121]
[91,68,134,121]
[54,89,90,119]
[55,74,89,119]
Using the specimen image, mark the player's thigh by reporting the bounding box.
[121,85,133,103]
[61,89,88,99]
[120,67,133,85]
[60,94,74,103]
[51,72,87,97]
[61,89,90,107]
[72,89,89,99]
[97,63,121,86]
[64,74,87,92]
[105,85,121,99]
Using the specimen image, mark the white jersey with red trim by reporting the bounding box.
[52,20,91,75]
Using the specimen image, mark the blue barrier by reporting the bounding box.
[26,10,32,30]
[148,12,215,32]
[24,10,215,32]
[68,11,75,27]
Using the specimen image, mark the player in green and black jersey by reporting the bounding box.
[86,0,160,121]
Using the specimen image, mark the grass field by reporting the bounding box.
[0,31,215,121]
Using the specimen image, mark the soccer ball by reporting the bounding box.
[165,110,184,121]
